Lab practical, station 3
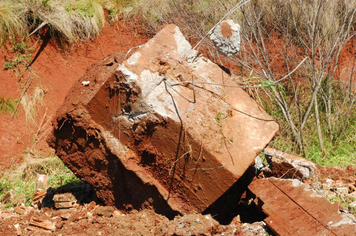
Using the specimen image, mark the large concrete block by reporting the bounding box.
[48,25,278,215]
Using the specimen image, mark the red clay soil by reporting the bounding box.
[0,203,245,236]
[317,165,356,183]
[0,18,148,169]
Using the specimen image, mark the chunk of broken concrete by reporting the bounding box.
[249,178,356,235]
[261,147,316,180]
[48,24,278,215]
[210,19,241,56]
[53,193,78,209]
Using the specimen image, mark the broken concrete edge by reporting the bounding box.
[249,178,356,235]
[48,24,279,215]
[258,147,316,180]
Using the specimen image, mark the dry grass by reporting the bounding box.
[20,87,45,125]
[0,1,26,41]
[23,0,105,42]
[131,0,237,38]
[0,0,107,44]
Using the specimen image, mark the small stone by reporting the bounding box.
[335,187,348,195]
[94,206,115,217]
[14,206,27,215]
[82,81,90,86]
[113,210,123,217]
[86,201,97,211]
[29,218,56,231]
[59,212,72,220]
[14,223,22,235]
[35,174,48,192]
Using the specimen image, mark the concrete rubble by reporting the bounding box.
[47,24,279,215]
[0,200,260,235]
[249,178,356,235]
[53,193,79,209]
[210,19,241,56]
[258,147,316,180]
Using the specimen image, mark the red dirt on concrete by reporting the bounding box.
[0,18,148,169]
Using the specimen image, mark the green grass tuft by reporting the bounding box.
[0,97,17,114]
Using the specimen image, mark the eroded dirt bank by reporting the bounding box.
[0,18,148,168]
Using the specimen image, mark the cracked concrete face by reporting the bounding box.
[48,25,278,215]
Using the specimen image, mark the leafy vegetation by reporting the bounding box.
[4,41,33,76]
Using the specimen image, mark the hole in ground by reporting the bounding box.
[140,150,156,166]
[203,166,267,225]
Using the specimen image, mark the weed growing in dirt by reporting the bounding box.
[0,97,17,114]
[328,195,356,217]
[0,155,80,208]
[131,0,233,39]
[215,111,223,126]
[4,40,33,77]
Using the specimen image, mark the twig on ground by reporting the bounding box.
[171,57,308,89]
[125,45,143,59]
[28,21,48,37]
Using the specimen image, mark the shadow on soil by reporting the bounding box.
[204,166,267,225]
[41,180,102,209]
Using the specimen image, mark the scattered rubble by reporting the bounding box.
[0,199,269,235]
[47,24,278,215]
